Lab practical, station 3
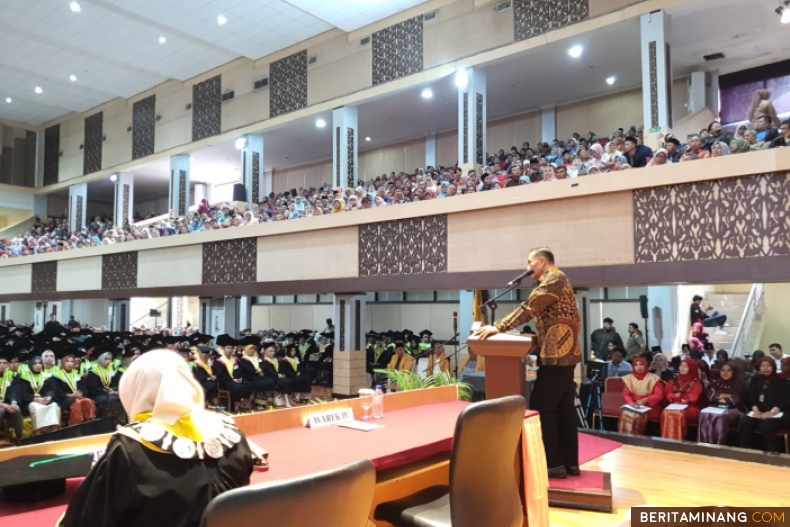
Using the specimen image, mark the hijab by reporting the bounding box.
[119,350,223,442]
[651,353,669,375]
[631,358,649,381]
[198,199,211,216]
[648,148,668,166]
[375,196,388,207]
[712,141,730,157]
[730,136,750,154]
[677,358,700,385]
[781,357,790,379]
[331,198,346,213]
[711,362,743,392]
[243,345,260,371]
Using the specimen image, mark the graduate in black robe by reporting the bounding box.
[213,337,254,410]
[191,346,219,401]
[261,343,294,408]
[61,350,257,527]
[84,347,127,425]
[281,344,313,402]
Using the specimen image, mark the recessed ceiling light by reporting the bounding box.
[69,74,77,82]
[782,7,790,24]
[454,69,469,89]
[34,86,43,94]
[70,2,81,13]
[5,97,11,104]
[234,137,247,150]
[421,88,433,99]
[159,36,167,44]
[315,118,327,128]
[606,76,616,85]
[365,137,371,141]
[109,174,118,182]
[568,45,583,58]
[217,15,228,25]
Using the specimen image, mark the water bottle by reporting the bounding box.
[372,385,384,419]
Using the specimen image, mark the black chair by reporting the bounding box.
[375,395,526,527]
[200,459,376,527]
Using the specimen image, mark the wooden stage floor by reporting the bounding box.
[551,444,790,527]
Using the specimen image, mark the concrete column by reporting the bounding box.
[241,135,264,203]
[33,195,47,218]
[112,172,134,228]
[198,297,212,334]
[332,106,359,189]
[109,299,131,332]
[541,105,557,143]
[333,293,367,396]
[641,10,673,134]
[459,290,475,344]
[457,67,487,171]
[68,183,87,232]
[425,134,437,169]
[238,296,252,333]
[170,296,189,330]
[169,154,190,216]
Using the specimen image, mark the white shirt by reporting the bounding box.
[703,355,716,367]
[774,354,789,370]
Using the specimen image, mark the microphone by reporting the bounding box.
[453,311,458,336]
[506,268,534,287]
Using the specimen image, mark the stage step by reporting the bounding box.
[548,471,613,513]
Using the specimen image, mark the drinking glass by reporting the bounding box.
[358,389,375,420]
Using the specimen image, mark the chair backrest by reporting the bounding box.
[200,459,376,527]
[449,395,526,527]
[605,377,625,393]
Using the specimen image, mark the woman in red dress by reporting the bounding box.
[618,357,664,435]
[660,358,703,440]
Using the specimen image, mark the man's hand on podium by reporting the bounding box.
[473,325,500,340]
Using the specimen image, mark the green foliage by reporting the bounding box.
[373,369,473,401]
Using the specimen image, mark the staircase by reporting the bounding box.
[704,292,748,353]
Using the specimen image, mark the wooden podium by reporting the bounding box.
[468,322,536,400]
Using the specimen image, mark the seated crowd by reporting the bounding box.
[3,118,789,259]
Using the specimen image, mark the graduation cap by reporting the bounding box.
[189,333,213,345]
[0,454,94,503]
[0,347,20,363]
[94,344,122,360]
[703,342,715,351]
[55,346,87,361]
[216,334,240,347]
[124,343,148,357]
[402,329,414,338]
[365,331,379,339]
[419,330,433,338]
[392,333,406,348]
[148,334,168,348]
[284,332,298,340]
[240,335,262,347]
[196,345,218,357]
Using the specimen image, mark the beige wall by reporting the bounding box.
[138,246,203,288]
[447,190,635,272]
[252,304,334,333]
[359,138,427,179]
[9,300,34,323]
[488,111,542,152]
[71,299,110,327]
[759,283,790,352]
[0,265,31,295]
[272,160,332,192]
[256,226,358,282]
[556,89,643,141]
[57,256,102,291]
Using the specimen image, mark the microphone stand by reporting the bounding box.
[479,279,526,325]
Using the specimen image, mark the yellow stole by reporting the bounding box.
[265,357,279,372]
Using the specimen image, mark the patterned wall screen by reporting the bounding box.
[44,124,60,186]
[178,170,187,216]
[83,112,103,175]
[338,299,346,351]
[122,184,131,224]
[102,252,138,290]
[192,75,222,141]
[514,0,589,41]
[252,152,260,202]
[132,94,156,159]
[203,238,257,284]
[634,174,790,263]
[462,92,469,164]
[648,41,658,129]
[359,215,448,276]
[346,128,355,188]
[31,262,57,293]
[270,50,308,117]
[372,16,423,86]
[665,43,673,129]
[475,93,484,165]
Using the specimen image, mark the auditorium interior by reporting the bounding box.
[2,0,790,525]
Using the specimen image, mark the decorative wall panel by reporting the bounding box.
[270,50,307,117]
[83,112,103,175]
[648,41,658,129]
[203,238,257,284]
[132,94,156,160]
[178,170,187,216]
[31,262,57,293]
[192,75,222,141]
[347,128,355,188]
[514,0,589,41]
[359,215,448,276]
[462,92,469,164]
[475,93,484,165]
[354,300,361,352]
[634,174,790,263]
[44,124,60,186]
[372,17,423,86]
[122,184,130,224]
[252,152,260,202]
[339,299,346,352]
[76,196,83,229]
[665,43,673,129]
[102,252,138,290]
[335,127,341,187]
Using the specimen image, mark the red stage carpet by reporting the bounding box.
[578,432,622,465]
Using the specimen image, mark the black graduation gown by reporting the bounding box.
[260,359,293,394]
[368,346,391,373]
[238,357,276,392]
[213,357,254,397]
[62,432,253,527]
[192,363,219,399]
[46,374,88,409]
[7,375,50,417]
[280,358,312,394]
[84,370,119,400]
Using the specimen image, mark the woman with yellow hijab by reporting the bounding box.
[239,344,276,395]
[61,350,257,527]
[191,346,218,401]
[331,197,346,213]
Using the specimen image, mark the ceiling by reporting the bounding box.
[0,0,430,125]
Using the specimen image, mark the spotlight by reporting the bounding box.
[34,86,43,94]
[159,36,167,44]
[5,97,11,104]
[780,5,790,24]
[568,45,583,58]
[110,174,118,182]
[70,2,81,13]
[365,137,371,141]
[421,88,433,99]
[234,137,247,150]
[70,74,77,82]
[315,118,327,128]
[606,76,616,85]
[217,15,228,25]
[454,68,469,89]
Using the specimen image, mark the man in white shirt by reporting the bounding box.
[702,343,717,368]
[769,343,788,370]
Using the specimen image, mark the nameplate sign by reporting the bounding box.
[306,408,355,428]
